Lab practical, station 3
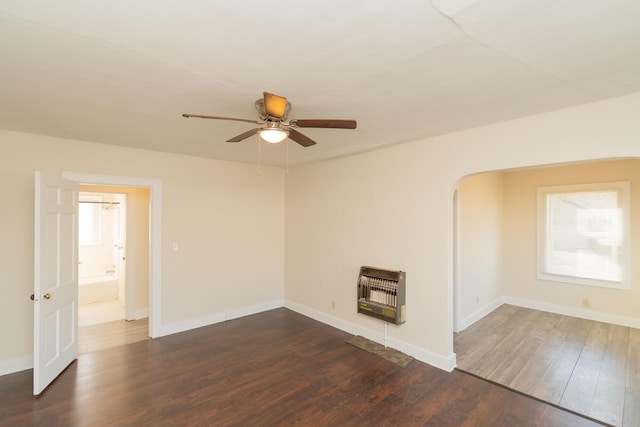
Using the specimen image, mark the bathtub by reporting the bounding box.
[79,275,119,304]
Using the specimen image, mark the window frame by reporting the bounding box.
[537,181,631,290]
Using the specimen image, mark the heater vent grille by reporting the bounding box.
[357,266,406,325]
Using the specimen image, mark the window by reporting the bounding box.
[79,195,103,246]
[537,181,631,289]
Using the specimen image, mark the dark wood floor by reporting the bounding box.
[1,308,604,426]
[455,304,640,427]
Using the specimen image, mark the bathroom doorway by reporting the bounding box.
[78,191,127,326]
[77,185,150,353]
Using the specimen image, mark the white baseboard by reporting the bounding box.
[0,300,286,377]
[504,297,640,329]
[157,299,285,337]
[0,356,32,377]
[224,299,284,321]
[135,308,149,320]
[285,300,456,372]
[2,299,457,377]
[458,297,505,332]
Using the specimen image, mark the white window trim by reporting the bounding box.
[537,181,631,290]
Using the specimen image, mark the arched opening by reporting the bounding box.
[451,157,640,425]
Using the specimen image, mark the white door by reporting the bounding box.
[34,172,79,395]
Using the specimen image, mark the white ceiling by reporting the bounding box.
[2,1,640,167]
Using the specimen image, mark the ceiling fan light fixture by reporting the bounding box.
[183,91,356,147]
[259,128,289,143]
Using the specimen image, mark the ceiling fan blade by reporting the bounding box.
[291,119,357,129]
[288,128,317,147]
[227,128,260,142]
[263,92,288,119]
[182,114,260,124]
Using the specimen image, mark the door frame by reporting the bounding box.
[63,172,162,338]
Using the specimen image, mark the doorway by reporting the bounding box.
[78,190,127,327]
[77,185,150,353]
[62,172,162,339]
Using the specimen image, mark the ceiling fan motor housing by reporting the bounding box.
[255,98,291,121]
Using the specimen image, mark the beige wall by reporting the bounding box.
[457,172,504,325]
[502,159,640,319]
[285,92,640,369]
[0,131,284,367]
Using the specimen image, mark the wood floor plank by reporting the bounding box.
[560,321,610,415]
[488,310,561,387]
[0,308,603,427]
[589,325,629,426]
[531,316,594,404]
[627,327,640,391]
[623,388,640,427]
[454,304,522,366]
[455,304,520,342]
[468,308,543,379]
[511,314,580,396]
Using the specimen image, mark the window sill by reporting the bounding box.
[537,272,631,290]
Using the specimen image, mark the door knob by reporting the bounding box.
[43,293,51,300]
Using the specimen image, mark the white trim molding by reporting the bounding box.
[285,300,457,372]
[62,172,163,338]
[537,181,631,290]
[458,297,505,332]
[157,299,284,338]
[0,356,33,377]
[135,308,150,320]
[505,297,640,329]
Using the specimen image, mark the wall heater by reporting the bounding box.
[357,266,406,325]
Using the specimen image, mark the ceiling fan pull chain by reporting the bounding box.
[257,133,262,176]
[286,139,289,174]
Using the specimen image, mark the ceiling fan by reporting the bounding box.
[182,92,357,147]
